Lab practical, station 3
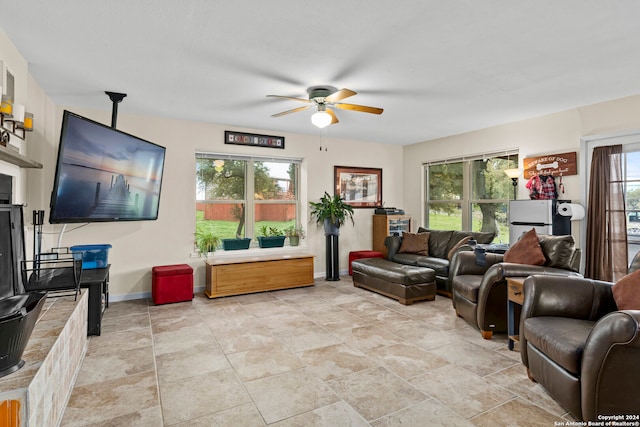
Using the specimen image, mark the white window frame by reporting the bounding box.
[424,150,518,232]
[196,152,303,246]
[581,130,640,266]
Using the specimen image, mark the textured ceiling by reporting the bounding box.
[2,1,640,145]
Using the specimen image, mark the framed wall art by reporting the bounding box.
[334,166,382,208]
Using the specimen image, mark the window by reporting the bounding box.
[425,151,518,243]
[622,149,640,258]
[196,153,301,248]
[583,134,640,271]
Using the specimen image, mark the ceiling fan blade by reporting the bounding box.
[335,103,384,115]
[266,95,313,103]
[325,88,356,103]
[326,108,339,125]
[271,105,313,117]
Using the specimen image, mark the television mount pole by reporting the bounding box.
[105,91,127,129]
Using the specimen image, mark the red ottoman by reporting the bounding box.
[348,250,384,275]
[152,264,194,305]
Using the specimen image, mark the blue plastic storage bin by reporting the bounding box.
[70,244,112,269]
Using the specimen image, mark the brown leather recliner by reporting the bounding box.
[449,234,582,339]
[520,274,640,421]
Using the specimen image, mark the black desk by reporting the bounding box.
[80,266,109,336]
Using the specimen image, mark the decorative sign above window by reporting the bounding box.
[224,130,285,149]
[523,151,577,178]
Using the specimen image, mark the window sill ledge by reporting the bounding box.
[191,244,309,260]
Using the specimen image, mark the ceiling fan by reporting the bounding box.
[266,86,383,128]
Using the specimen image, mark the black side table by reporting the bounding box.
[80,265,110,336]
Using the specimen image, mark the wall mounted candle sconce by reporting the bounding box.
[0,89,34,142]
[0,94,12,116]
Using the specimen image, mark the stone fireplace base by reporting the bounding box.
[0,291,88,426]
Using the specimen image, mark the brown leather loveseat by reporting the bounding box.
[520,274,640,420]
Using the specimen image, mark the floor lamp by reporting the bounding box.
[504,168,520,199]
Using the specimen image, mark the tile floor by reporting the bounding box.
[60,277,577,426]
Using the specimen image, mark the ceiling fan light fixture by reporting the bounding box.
[311,110,332,128]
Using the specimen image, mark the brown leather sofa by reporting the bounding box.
[449,234,582,339]
[385,228,495,296]
[520,274,640,420]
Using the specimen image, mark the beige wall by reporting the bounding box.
[2,28,404,300]
[2,27,406,300]
[0,29,29,202]
[403,94,640,247]
[24,107,402,299]
[6,26,640,299]
[402,110,583,226]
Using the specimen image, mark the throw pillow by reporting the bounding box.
[503,228,546,265]
[447,236,472,260]
[612,270,640,310]
[418,229,453,259]
[398,232,430,256]
[537,234,576,270]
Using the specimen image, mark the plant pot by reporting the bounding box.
[323,219,340,236]
[222,238,252,250]
[289,236,300,247]
[257,236,286,248]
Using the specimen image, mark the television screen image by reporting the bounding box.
[50,111,166,223]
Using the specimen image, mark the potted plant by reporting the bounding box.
[257,226,286,248]
[310,192,354,281]
[309,191,354,235]
[195,231,220,257]
[222,237,252,250]
[285,226,305,246]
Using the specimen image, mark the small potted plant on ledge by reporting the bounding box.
[196,231,220,257]
[221,237,252,250]
[257,226,286,248]
[285,226,305,247]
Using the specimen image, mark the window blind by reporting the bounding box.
[423,149,519,166]
[196,152,302,164]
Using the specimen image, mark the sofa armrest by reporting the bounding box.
[581,310,640,420]
[569,248,582,273]
[474,261,580,312]
[384,235,402,259]
[449,251,504,277]
[498,263,583,279]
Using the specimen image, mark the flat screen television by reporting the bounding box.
[49,111,166,223]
